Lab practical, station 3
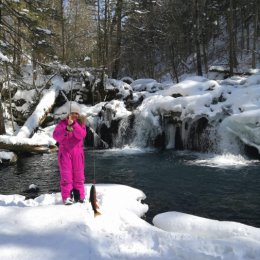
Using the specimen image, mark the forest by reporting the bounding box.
[0,0,259,148]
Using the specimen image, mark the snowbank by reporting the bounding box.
[153,211,260,240]
[0,184,260,260]
[0,151,17,163]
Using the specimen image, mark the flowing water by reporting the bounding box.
[0,148,260,227]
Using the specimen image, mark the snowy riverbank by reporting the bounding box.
[0,184,260,260]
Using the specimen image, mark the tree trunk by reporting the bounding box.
[228,0,234,76]
[203,41,208,74]
[16,18,22,75]
[0,0,1,29]
[193,0,203,76]
[0,0,5,135]
[246,21,250,51]
[13,17,22,75]
[97,0,102,66]
[169,41,179,83]
[240,7,245,59]
[252,0,259,68]
[112,0,123,79]
[103,0,109,68]
[5,63,14,132]
[0,99,6,135]
[60,0,66,64]
[71,0,79,64]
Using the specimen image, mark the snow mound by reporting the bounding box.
[1,184,260,260]
[153,211,260,241]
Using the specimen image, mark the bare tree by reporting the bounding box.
[252,0,259,68]
[5,62,14,131]
[60,0,66,63]
[193,0,203,76]
[63,0,97,66]
[0,100,6,135]
[227,0,235,75]
[112,0,123,78]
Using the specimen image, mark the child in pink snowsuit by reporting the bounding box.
[53,102,87,205]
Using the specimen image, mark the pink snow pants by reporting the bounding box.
[53,118,87,201]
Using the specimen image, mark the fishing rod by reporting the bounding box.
[69,70,73,114]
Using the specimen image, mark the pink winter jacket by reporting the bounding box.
[53,119,87,151]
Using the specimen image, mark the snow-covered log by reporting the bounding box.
[0,141,57,154]
[0,134,57,154]
[16,80,62,138]
[208,66,258,75]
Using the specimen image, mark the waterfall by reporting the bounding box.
[131,111,163,148]
[165,124,176,149]
[217,120,244,155]
[111,112,220,152]
[113,115,135,148]
[93,97,260,159]
[177,116,220,153]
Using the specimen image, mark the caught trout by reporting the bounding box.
[89,184,101,217]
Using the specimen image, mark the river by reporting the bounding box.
[0,148,259,227]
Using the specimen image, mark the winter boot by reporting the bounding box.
[64,198,73,205]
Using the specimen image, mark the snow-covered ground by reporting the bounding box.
[0,184,260,260]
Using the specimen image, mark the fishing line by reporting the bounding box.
[93,150,96,184]
[92,83,97,185]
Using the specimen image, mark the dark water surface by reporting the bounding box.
[0,149,260,227]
